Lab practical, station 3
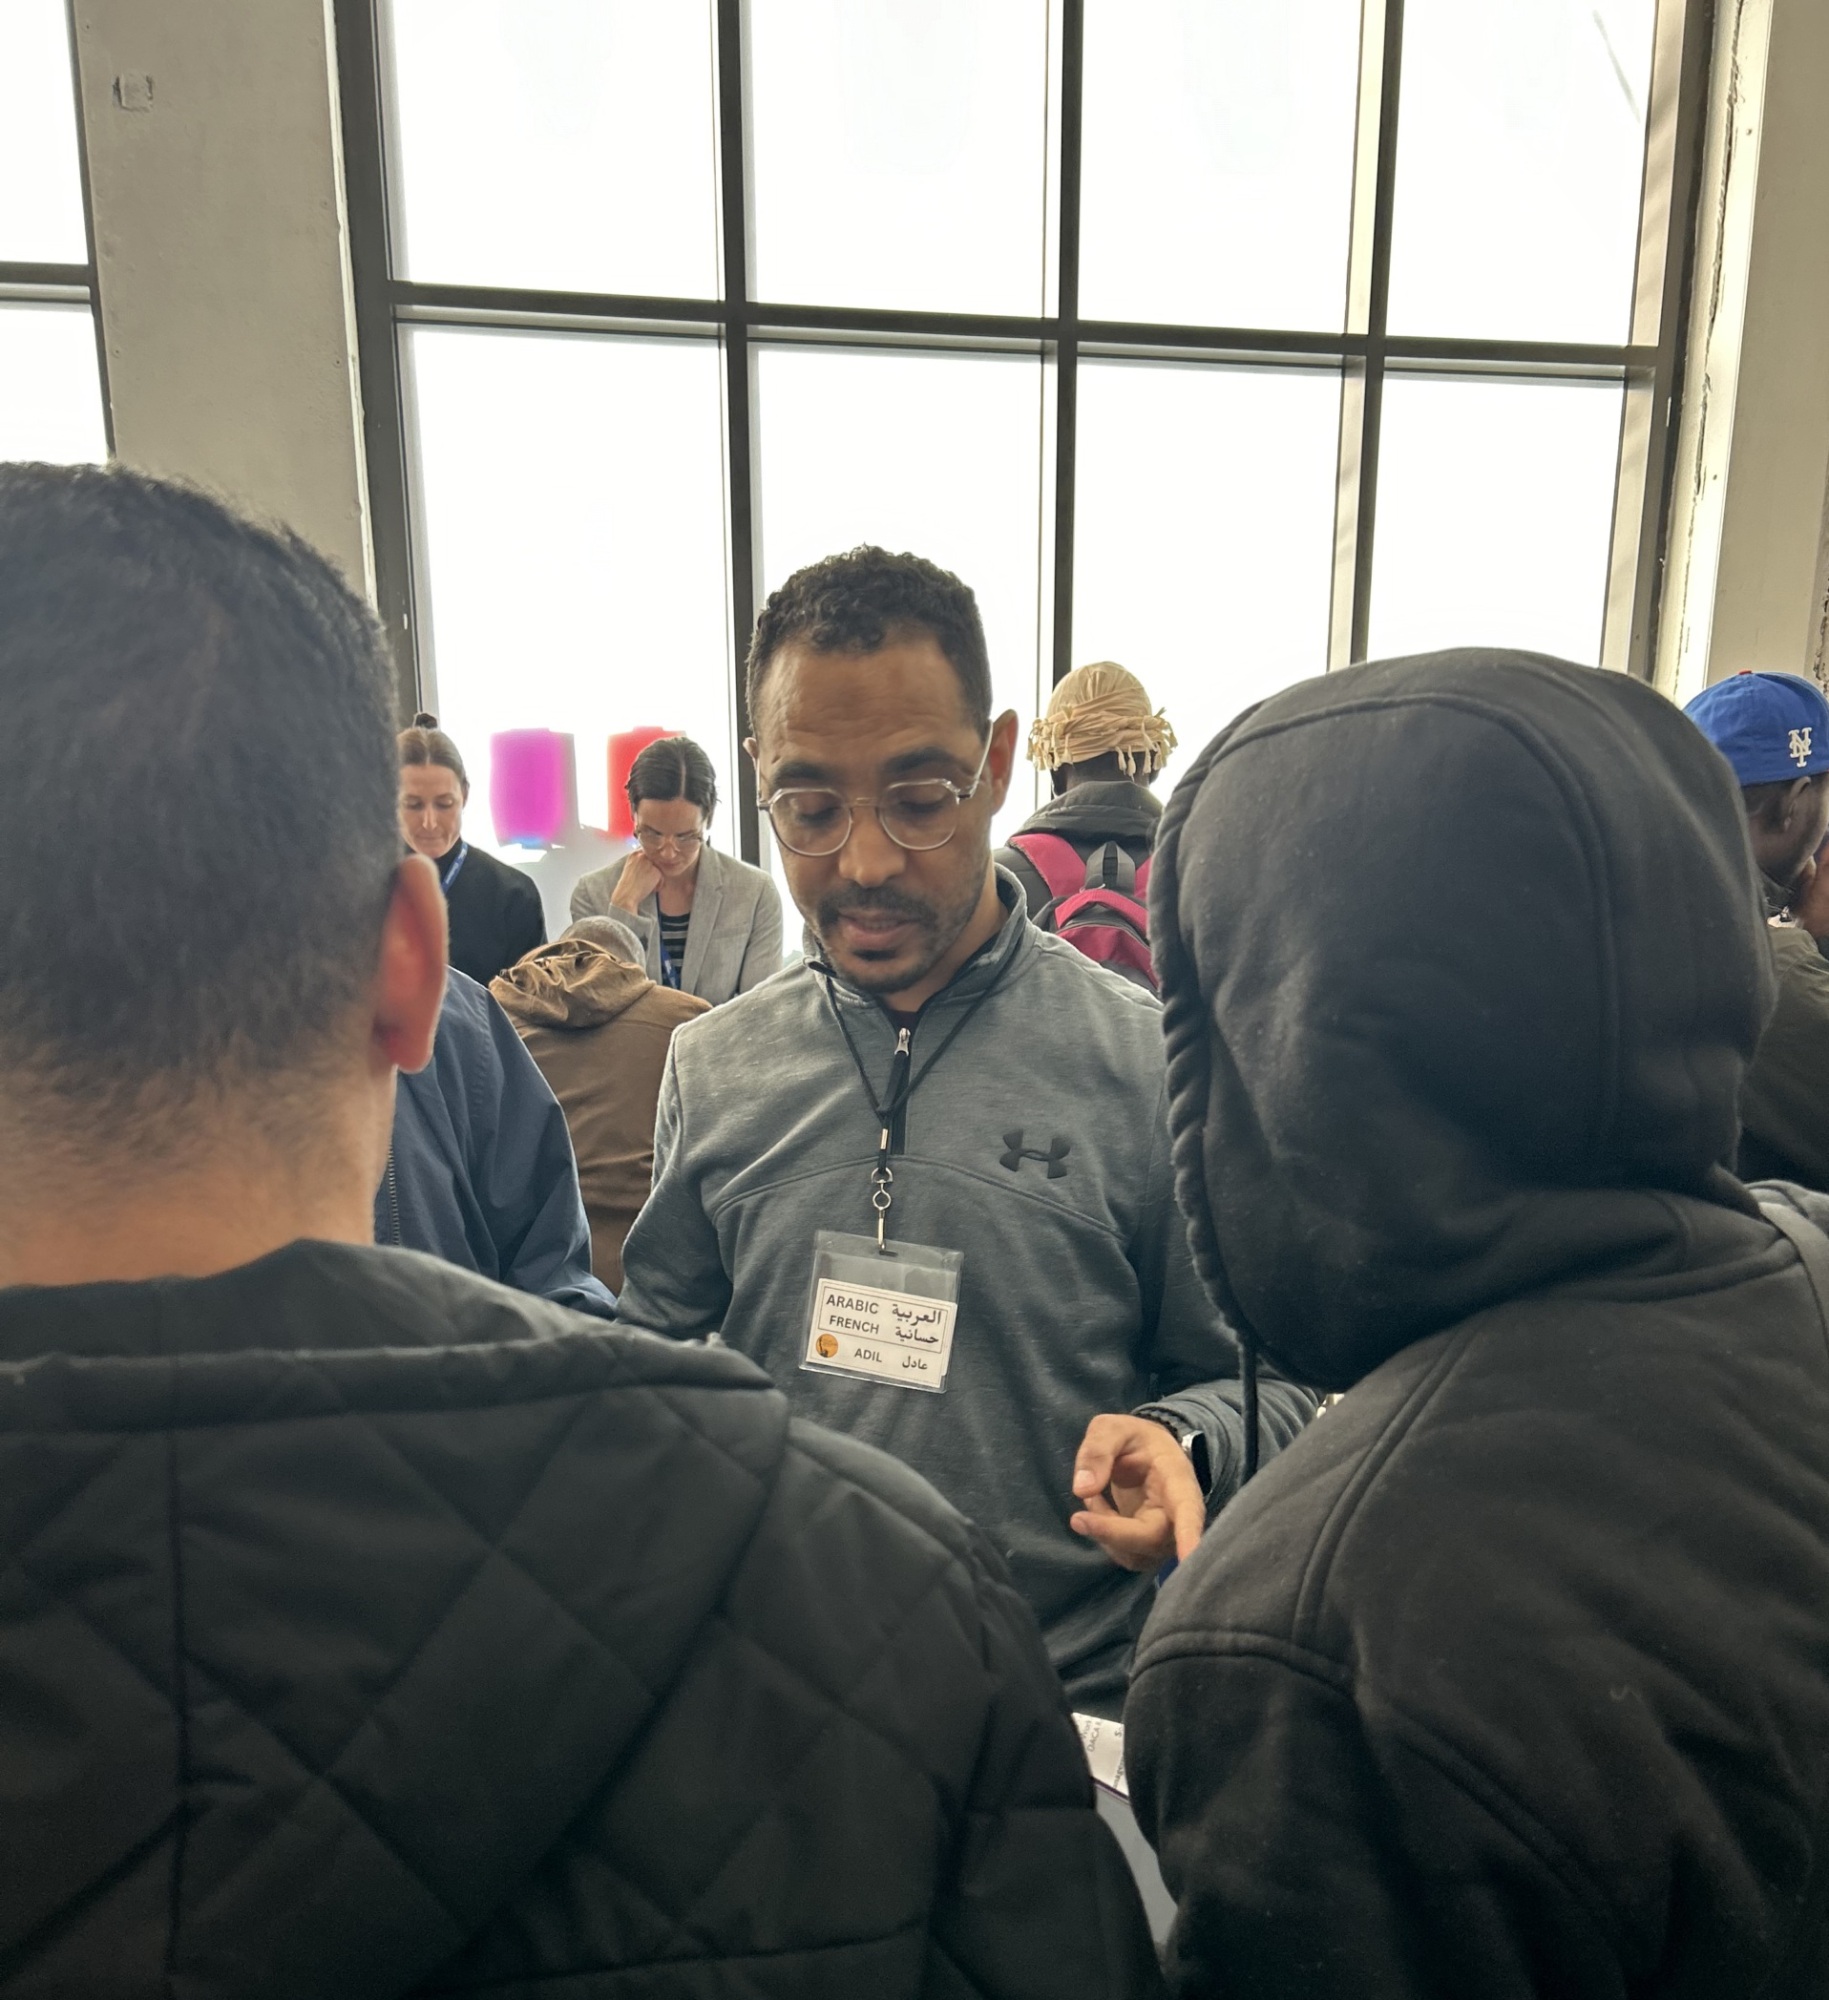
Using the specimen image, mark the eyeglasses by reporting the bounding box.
[635,825,704,854]
[761,738,993,857]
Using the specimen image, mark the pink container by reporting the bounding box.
[489,729,572,847]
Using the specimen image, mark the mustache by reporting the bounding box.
[816,886,937,929]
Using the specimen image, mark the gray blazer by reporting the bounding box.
[568,840,784,1006]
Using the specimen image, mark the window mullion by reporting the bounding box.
[1332,0,1404,670]
[1051,0,1084,688]
[716,0,761,865]
[1611,0,1714,679]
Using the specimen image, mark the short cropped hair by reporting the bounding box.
[745,546,992,734]
[0,464,401,1134]
[628,733,718,822]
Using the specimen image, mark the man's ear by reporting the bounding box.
[373,856,447,1075]
[1775,776,1816,833]
[987,708,1020,814]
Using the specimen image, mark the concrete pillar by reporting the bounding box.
[1657,0,1829,700]
[69,0,372,595]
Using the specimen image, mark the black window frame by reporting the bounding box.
[335,0,1714,866]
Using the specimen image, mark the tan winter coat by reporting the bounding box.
[492,939,708,1289]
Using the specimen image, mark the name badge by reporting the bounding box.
[802,1230,963,1394]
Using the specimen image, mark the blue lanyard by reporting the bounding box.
[439,841,469,895]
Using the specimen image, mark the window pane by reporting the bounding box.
[1387,0,1656,342]
[384,0,721,298]
[1073,360,1341,795]
[755,345,1045,846]
[0,304,106,462]
[1367,373,1623,663]
[1079,0,1361,332]
[748,0,1050,315]
[404,327,732,927]
[0,0,87,264]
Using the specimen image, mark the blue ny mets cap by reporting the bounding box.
[1683,671,1829,786]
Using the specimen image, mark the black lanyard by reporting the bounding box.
[815,946,1011,1249]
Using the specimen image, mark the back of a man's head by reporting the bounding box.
[0,464,401,1155]
[1153,648,1772,1392]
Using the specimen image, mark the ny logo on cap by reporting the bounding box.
[1792,727,1814,768]
[1001,1131,1071,1178]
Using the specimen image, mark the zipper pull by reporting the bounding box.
[879,1026,916,1175]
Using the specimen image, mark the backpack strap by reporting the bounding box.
[1008,830,1088,904]
[1084,841,1139,897]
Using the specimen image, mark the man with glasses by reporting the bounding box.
[616,546,1315,1712]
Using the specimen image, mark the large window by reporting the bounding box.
[340,0,1707,895]
[0,0,107,464]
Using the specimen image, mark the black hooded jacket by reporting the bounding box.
[0,1241,1162,1998]
[1127,650,1829,1996]
[996,779,1163,921]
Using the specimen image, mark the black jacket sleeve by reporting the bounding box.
[923,1519,1167,2000]
[768,1421,1165,2000]
[1127,1641,1622,2000]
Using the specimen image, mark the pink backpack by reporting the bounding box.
[1008,831,1157,991]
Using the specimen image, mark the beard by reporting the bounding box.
[813,871,986,995]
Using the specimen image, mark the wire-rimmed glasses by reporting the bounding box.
[635,824,704,854]
[761,737,992,857]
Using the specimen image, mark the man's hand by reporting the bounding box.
[611,850,664,913]
[1070,1413,1206,1573]
[1791,847,1829,942]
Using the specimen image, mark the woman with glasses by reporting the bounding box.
[569,734,783,1004]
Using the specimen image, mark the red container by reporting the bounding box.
[607,726,676,839]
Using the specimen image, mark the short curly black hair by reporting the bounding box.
[745,546,991,733]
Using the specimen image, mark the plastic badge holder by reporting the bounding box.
[802,1230,963,1394]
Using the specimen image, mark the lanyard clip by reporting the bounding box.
[871,1155,894,1253]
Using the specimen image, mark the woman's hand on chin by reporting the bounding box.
[612,851,664,912]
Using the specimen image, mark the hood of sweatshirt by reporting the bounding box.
[490,936,651,1031]
[1151,649,1776,1391]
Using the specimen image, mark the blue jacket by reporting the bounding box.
[376,970,615,1317]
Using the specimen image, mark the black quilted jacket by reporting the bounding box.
[0,1240,1162,1998]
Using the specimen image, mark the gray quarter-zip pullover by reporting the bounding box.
[616,872,1315,1709]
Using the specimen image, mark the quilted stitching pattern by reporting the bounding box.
[0,1245,1162,1999]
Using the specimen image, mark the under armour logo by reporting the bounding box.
[1001,1131,1071,1178]
[1792,727,1815,768]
